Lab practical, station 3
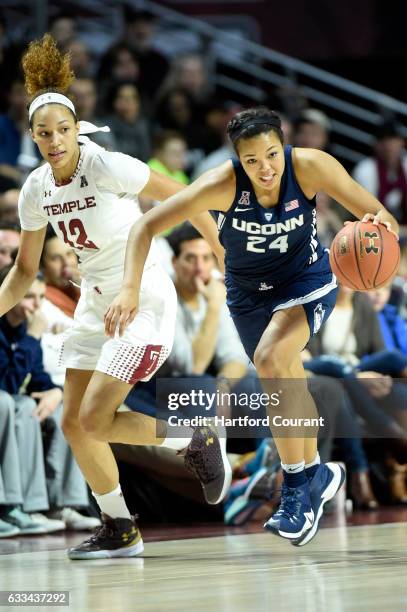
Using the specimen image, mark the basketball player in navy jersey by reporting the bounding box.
[105,108,398,546]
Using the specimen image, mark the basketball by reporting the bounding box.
[329,221,400,291]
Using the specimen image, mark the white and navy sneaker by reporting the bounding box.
[184,424,232,505]
[264,481,314,539]
[291,462,346,547]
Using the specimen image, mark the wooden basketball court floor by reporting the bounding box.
[0,515,406,611]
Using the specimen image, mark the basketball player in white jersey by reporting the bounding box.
[0,35,231,559]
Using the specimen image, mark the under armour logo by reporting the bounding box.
[238,191,251,206]
[44,190,51,198]
[364,231,379,254]
[80,175,88,188]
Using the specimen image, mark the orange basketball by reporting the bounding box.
[329,221,400,291]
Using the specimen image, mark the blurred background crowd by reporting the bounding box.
[1,1,407,538]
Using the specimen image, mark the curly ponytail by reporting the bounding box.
[22,33,75,99]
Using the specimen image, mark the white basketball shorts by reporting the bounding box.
[59,264,177,383]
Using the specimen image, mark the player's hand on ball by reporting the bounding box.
[361,212,398,239]
[344,212,398,239]
[104,289,139,337]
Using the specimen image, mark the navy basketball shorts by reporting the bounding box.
[227,264,338,363]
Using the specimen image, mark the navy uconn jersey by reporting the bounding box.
[213,146,325,292]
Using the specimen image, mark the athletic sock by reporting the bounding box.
[160,425,194,451]
[281,460,307,487]
[305,452,321,479]
[92,484,131,520]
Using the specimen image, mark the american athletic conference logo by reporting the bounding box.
[238,191,251,206]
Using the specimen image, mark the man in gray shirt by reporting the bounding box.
[166,224,248,385]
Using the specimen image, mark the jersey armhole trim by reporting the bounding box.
[289,147,317,208]
[221,160,240,216]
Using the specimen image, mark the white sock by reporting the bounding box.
[305,452,321,469]
[281,459,305,474]
[92,484,131,519]
[160,425,194,451]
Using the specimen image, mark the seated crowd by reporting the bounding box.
[1,9,407,537]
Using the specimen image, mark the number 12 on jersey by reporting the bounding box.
[247,235,288,253]
[58,219,98,250]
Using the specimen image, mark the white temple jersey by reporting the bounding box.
[18,141,159,292]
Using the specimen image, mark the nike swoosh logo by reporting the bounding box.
[235,208,254,212]
[304,511,314,528]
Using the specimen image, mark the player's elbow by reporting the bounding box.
[13,257,38,283]
[130,216,155,244]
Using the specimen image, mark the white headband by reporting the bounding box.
[28,92,75,121]
[28,93,110,140]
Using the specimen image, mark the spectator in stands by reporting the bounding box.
[353,120,407,229]
[166,224,247,380]
[0,222,20,271]
[39,232,78,386]
[148,131,189,185]
[201,103,240,156]
[306,284,407,504]
[0,189,20,224]
[65,39,94,79]
[0,79,41,185]
[154,88,214,163]
[0,14,25,113]
[39,229,80,320]
[267,85,308,123]
[98,43,140,84]
[368,284,407,356]
[120,7,169,101]
[192,108,241,180]
[106,82,151,161]
[0,386,65,536]
[160,54,213,114]
[68,78,116,150]
[315,192,345,248]
[97,43,141,107]
[293,108,331,151]
[49,14,76,52]
[0,267,100,529]
[293,110,346,242]
[279,113,294,145]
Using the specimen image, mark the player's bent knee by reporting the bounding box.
[78,408,111,440]
[254,343,290,377]
[61,411,84,440]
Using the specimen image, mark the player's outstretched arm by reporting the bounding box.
[104,166,234,337]
[141,168,225,271]
[295,148,399,234]
[0,227,47,317]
